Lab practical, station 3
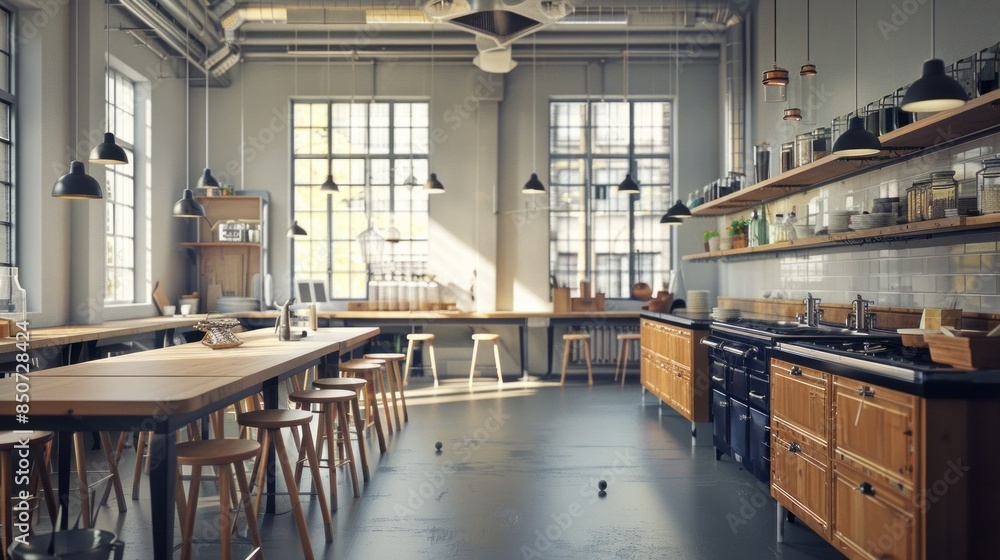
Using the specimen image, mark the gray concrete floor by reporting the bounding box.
[64,375,843,559]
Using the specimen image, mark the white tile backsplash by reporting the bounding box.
[718,131,1000,312]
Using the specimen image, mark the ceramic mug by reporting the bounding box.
[180,304,192,316]
[162,305,176,316]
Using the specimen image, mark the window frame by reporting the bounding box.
[104,67,137,304]
[0,3,15,268]
[548,98,675,299]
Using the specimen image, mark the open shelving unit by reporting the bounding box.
[690,89,1000,217]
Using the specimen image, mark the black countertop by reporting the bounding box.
[771,346,1000,399]
[640,310,713,329]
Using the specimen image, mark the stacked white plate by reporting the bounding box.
[828,210,858,233]
[849,212,897,230]
[215,296,261,313]
[711,307,740,321]
[687,290,710,314]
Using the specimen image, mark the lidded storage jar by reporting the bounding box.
[928,170,958,219]
[977,157,1000,214]
[906,177,931,222]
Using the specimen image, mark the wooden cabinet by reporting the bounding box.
[832,461,915,560]
[180,195,268,313]
[639,318,709,422]
[771,356,1000,559]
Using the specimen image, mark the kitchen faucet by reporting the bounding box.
[796,293,823,326]
[845,294,876,332]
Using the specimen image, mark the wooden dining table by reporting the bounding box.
[0,326,379,560]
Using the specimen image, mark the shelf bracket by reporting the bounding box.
[836,234,933,246]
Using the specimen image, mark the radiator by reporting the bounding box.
[567,324,640,365]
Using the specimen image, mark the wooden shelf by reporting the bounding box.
[682,214,1000,261]
[180,242,261,248]
[691,89,1000,217]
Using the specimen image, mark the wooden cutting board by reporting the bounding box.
[152,282,170,315]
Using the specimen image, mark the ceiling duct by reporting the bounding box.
[220,5,430,42]
[419,0,573,49]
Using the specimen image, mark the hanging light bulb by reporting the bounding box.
[89,2,128,166]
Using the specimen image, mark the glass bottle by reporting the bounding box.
[977,157,1000,214]
[0,267,26,332]
[771,214,785,242]
[754,142,771,184]
[929,170,957,219]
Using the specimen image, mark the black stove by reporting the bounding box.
[777,338,965,380]
[711,318,886,338]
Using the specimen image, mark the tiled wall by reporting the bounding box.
[715,131,1000,313]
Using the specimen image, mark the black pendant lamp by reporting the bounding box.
[53,161,104,199]
[424,173,445,194]
[523,35,546,195]
[196,167,219,188]
[900,0,966,113]
[618,173,639,194]
[320,31,339,194]
[833,0,881,158]
[89,2,128,166]
[523,173,545,194]
[665,200,692,219]
[172,187,206,218]
[196,48,219,191]
[659,214,682,226]
[321,173,339,193]
[287,221,308,238]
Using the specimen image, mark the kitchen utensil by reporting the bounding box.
[151,282,170,315]
[162,305,176,316]
[631,282,653,300]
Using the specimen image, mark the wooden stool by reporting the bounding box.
[364,352,407,429]
[238,409,332,558]
[176,439,263,560]
[314,376,385,467]
[560,333,593,386]
[287,389,362,508]
[469,333,503,385]
[403,333,439,387]
[72,431,127,527]
[1,431,57,556]
[614,333,642,386]
[339,359,390,445]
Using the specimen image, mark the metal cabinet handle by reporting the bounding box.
[718,401,729,408]
[858,482,876,496]
[790,366,803,376]
[788,442,801,453]
[749,391,766,402]
[858,386,876,398]
[711,375,725,382]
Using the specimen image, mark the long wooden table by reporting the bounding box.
[0,326,378,560]
[239,310,641,378]
[0,316,203,365]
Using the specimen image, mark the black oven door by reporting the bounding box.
[729,398,749,468]
[749,407,770,484]
[712,389,729,460]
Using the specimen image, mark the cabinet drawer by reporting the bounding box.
[772,424,830,538]
[832,461,916,560]
[772,359,829,443]
[833,377,917,489]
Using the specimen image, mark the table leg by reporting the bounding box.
[545,324,555,378]
[519,323,529,381]
[320,351,340,379]
[263,378,279,514]
[149,432,177,560]
[57,432,71,529]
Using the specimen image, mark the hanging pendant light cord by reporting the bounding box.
[205,48,210,168]
[240,57,245,187]
[806,0,811,61]
[773,0,778,65]
[854,0,859,112]
[105,2,111,131]
[532,34,537,172]
[185,0,190,180]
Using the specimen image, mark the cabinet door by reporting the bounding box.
[730,398,749,464]
[772,421,830,538]
[772,359,829,443]
[832,462,915,560]
[833,377,917,489]
[712,389,729,453]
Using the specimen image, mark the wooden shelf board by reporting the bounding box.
[180,242,261,248]
[682,214,1000,261]
[691,89,1000,217]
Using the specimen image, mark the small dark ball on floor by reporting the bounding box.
[435,441,443,451]
[598,490,607,498]
[598,480,607,491]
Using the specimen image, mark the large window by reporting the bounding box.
[291,101,429,299]
[549,100,674,298]
[0,6,13,267]
[104,69,136,303]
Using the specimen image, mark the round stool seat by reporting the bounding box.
[472,333,501,341]
[176,439,261,467]
[364,352,405,360]
[289,389,356,405]
[314,377,367,390]
[563,333,591,341]
[238,409,313,429]
[617,333,641,341]
[406,333,435,341]
[0,430,53,449]
[339,361,383,373]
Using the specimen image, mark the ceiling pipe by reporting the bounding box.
[156,0,220,45]
[237,28,719,47]
[245,46,720,61]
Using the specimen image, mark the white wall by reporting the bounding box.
[18,0,188,327]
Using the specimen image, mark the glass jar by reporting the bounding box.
[780,142,795,173]
[811,127,831,161]
[754,142,771,184]
[0,267,26,334]
[795,132,813,168]
[906,178,931,222]
[770,214,786,243]
[977,157,1000,214]
[929,170,958,219]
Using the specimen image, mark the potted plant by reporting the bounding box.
[728,219,749,248]
[703,230,720,252]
